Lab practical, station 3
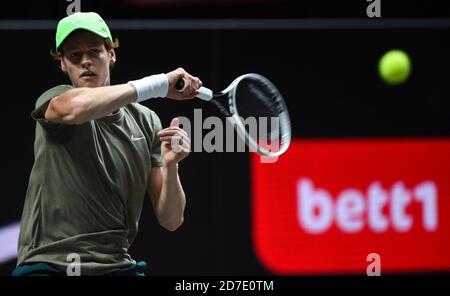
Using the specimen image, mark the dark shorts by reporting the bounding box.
[12,261,148,276]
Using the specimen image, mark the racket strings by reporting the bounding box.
[232,77,290,155]
[211,99,232,117]
[247,83,281,116]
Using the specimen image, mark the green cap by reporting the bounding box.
[55,12,112,49]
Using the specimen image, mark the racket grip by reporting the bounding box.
[175,78,213,101]
[175,78,185,91]
[196,87,213,101]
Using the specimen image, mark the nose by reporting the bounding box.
[80,53,92,68]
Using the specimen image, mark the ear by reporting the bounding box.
[109,49,116,67]
[60,58,67,74]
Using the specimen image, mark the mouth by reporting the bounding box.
[80,71,96,79]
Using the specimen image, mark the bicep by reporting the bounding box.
[32,85,73,129]
[32,95,67,130]
[148,167,163,208]
[44,95,64,122]
[45,91,83,124]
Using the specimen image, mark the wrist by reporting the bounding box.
[162,162,179,177]
[128,73,169,102]
[163,162,179,170]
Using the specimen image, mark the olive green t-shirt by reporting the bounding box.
[17,85,163,275]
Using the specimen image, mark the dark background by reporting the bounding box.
[2,0,450,19]
[1,0,450,276]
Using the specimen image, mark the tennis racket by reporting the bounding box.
[176,73,291,158]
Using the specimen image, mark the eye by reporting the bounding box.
[69,52,79,58]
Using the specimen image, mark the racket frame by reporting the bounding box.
[201,73,291,158]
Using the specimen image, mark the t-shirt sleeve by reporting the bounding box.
[148,110,163,168]
[31,85,73,130]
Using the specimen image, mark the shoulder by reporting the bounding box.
[36,85,73,109]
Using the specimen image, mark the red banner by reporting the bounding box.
[251,138,450,274]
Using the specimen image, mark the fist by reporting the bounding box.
[166,68,202,100]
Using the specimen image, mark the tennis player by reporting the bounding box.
[12,12,201,276]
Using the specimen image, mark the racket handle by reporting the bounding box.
[175,78,213,101]
[196,87,213,101]
[175,78,186,91]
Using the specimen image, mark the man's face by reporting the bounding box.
[60,30,116,88]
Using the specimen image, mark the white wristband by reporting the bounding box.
[128,73,169,102]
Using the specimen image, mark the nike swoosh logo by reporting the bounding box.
[131,135,145,141]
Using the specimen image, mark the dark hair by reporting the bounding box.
[50,38,119,60]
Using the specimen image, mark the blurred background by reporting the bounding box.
[1,0,450,275]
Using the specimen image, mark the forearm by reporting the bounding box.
[77,84,136,122]
[46,83,137,124]
[54,84,136,124]
[46,73,169,125]
[156,164,186,231]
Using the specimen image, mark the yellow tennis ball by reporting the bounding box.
[378,49,412,85]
